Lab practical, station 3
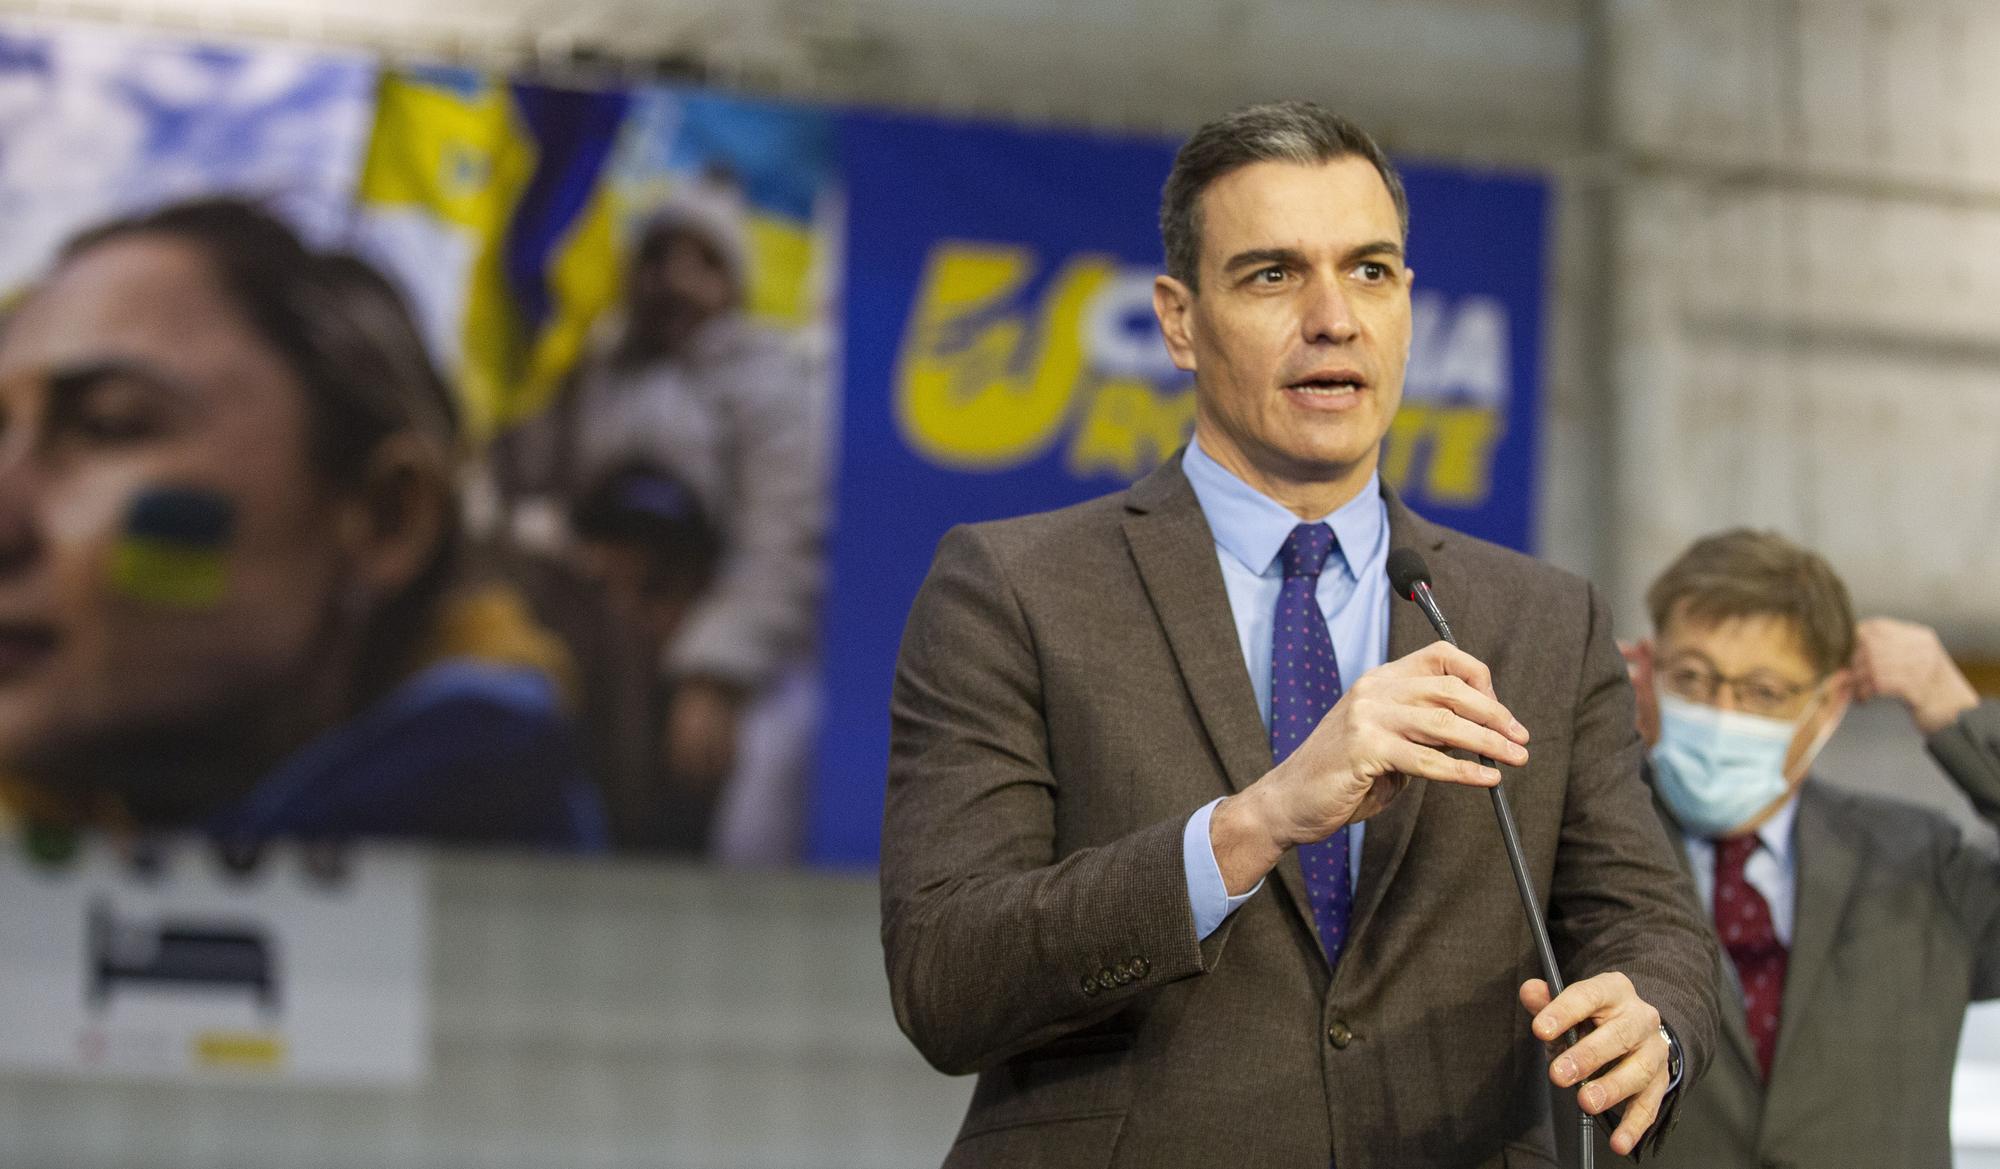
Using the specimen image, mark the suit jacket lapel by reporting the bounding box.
[1121,468,1466,967]
[1715,947,1762,1086]
[1770,784,1862,1078]
[1120,457,1270,794]
[1345,489,1444,950]
[1121,458,1324,935]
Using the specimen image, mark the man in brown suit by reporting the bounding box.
[881,102,1720,1169]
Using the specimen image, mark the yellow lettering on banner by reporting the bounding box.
[193,1030,287,1069]
[1423,407,1504,502]
[1379,405,1505,504]
[895,245,1113,469]
[1067,380,1197,480]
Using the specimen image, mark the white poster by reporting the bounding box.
[0,834,428,1084]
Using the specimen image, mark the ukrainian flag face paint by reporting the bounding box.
[108,486,236,609]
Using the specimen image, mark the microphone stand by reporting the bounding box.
[1400,578,1595,1169]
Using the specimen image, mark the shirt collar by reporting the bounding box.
[1181,434,1386,582]
[1753,787,1802,866]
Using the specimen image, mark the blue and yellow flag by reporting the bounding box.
[606,87,838,329]
[353,68,629,439]
[352,75,838,440]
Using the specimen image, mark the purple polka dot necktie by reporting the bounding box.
[1713,835,1786,1081]
[1271,522,1353,967]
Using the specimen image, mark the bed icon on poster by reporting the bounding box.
[87,899,280,1012]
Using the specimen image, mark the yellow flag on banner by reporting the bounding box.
[354,69,626,440]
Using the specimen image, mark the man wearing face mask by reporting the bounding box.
[1619,529,2000,1169]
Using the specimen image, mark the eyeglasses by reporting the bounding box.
[1658,663,1816,719]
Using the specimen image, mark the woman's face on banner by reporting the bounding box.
[0,236,353,782]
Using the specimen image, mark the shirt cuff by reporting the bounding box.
[1185,797,1263,941]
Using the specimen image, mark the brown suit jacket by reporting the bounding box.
[881,459,1720,1169]
[1623,703,2000,1169]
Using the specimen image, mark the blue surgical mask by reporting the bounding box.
[1649,692,1802,837]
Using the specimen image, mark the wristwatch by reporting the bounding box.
[1659,1023,1683,1092]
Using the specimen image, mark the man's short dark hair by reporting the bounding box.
[1160,101,1408,290]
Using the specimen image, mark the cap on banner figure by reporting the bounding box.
[486,174,829,861]
[0,198,605,850]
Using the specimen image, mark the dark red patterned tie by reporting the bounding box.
[1713,835,1787,1081]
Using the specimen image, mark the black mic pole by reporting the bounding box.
[1387,549,1594,1169]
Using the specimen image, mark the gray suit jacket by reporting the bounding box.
[1633,702,2000,1169]
[881,459,1720,1169]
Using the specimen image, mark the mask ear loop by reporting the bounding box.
[1783,674,1850,782]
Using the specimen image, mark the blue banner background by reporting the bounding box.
[810,108,1549,866]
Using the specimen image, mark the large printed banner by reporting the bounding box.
[810,112,1549,864]
[0,19,1545,873]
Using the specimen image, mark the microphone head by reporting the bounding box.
[1386,547,1432,601]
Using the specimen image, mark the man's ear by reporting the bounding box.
[1622,636,1655,680]
[331,433,452,602]
[1621,637,1660,748]
[1153,274,1198,374]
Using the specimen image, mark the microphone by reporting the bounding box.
[1386,548,1453,644]
[1387,548,1595,1168]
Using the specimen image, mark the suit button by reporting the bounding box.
[1080,975,1100,996]
[1129,957,1149,978]
[1096,967,1117,991]
[1326,1021,1353,1049]
[1113,965,1134,986]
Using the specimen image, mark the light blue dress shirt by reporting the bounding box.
[1681,793,1800,947]
[1180,436,1393,940]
